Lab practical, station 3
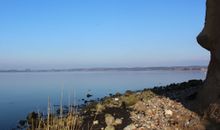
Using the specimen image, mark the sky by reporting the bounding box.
[0,0,209,69]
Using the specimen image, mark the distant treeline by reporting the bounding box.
[0,66,207,73]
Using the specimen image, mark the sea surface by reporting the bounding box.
[0,70,206,129]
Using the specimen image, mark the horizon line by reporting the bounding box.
[0,65,208,72]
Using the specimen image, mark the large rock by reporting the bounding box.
[197,0,220,110]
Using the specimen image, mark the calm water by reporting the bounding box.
[0,70,206,129]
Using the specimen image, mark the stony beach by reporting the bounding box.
[17,79,220,130]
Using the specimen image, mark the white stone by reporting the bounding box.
[165,109,173,116]
[114,98,119,101]
[93,120,99,125]
[123,124,136,130]
[114,118,122,125]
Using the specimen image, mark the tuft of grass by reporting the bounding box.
[120,94,138,106]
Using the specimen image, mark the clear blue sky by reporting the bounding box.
[0,0,209,69]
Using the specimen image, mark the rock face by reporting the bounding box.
[197,0,220,110]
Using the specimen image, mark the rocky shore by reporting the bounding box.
[17,79,219,130]
[79,79,205,130]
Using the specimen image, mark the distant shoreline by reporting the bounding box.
[0,66,207,73]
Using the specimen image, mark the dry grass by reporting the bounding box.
[23,88,84,130]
